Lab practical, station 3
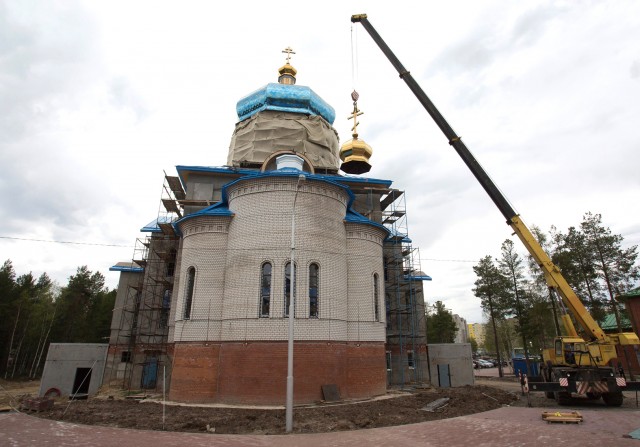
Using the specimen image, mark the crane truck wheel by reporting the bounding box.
[551,371,572,405]
[602,391,623,407]
[542,362,554,399]
[554,390,572,405]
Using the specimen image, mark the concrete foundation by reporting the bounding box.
[38,343,108,398]
[427,343,474,387]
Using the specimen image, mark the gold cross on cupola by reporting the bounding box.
[348,90,363,139]
[282,46,296,64]
[278,47,298,85]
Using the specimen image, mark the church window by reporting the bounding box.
[284,262,296,317]
[260,262,272,317]
[309,263,319,318]
[184,267,195,320]
[373,273,380,321]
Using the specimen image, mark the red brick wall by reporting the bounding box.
[169,341,386,404]
[169,343,221,402]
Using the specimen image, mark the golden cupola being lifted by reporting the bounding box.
[339,90,372,174]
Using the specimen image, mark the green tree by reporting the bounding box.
[1,261,115,378]
[552,225,607,322]
[1,260,19,377]
[85,288,116,343]
[8,273,57,378]
[498,239,538,374]
[1,263,58,378]
[481,317,518,362]
[468,336,478,354]
[473,255,511,376]
[426,301,458,343]
[581,212,640,330]
[51,266,109,343]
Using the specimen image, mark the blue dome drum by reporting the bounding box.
[236,83,336,125]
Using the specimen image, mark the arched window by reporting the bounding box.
[309,263,319,318]
[373,273,380,322]
[184,267,195,320]
[260,262,272,317]
[284,261,296,317]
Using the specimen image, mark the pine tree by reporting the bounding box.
[473,255,510,377]
[552,225,606,322]
[425,301,458,343]
[498,239,536,374]
[581,212,640,330]
[51,266,108,343]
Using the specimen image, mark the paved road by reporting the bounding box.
[2,406,640,446]
[474,366,514,378]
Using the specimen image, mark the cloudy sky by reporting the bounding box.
[2,1,639,324]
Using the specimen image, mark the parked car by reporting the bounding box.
[477,359,494,368]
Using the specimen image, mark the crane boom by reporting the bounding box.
[350,13,607,341]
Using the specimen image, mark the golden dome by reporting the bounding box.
[278,63,297,85]
[339,90,372,174]
[278,47,297,85]
[340,138,373,174]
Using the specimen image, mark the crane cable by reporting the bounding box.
[350,22,359,91]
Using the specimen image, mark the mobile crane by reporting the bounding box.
[351,14,640,406]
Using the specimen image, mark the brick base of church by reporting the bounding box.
[168,341,387,404]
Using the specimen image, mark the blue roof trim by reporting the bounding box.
[141,216,175,233]
[174,165,393,192]
[405,274,433,282]
[330,175,393,188]
[109,265,144,273]
[344,209,389,234]
[173,169,389,237]
[236,83,336,124]
[174,201,234,236]
[385,227,412,243]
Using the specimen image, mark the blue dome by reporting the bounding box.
[236,83,336,124]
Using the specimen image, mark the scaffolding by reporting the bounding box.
[105,173,184,392]
[381,189,427,387]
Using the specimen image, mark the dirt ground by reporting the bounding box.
[3,374,639,435]
[0,379,40,407]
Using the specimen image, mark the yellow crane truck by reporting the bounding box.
[352,13,640,406]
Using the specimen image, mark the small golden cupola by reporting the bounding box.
[339,90,372,174]
[278,46,297,85]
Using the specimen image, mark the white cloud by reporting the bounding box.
[1,1,639,324]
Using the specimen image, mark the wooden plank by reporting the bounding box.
[421,397,450,412]
[542,411,583,424]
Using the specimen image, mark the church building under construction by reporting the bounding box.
[106,52,430,404]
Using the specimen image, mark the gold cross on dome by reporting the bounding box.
[347,90,363,138]
[282,46,296,64]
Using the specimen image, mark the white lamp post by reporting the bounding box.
[286,172,305,433]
